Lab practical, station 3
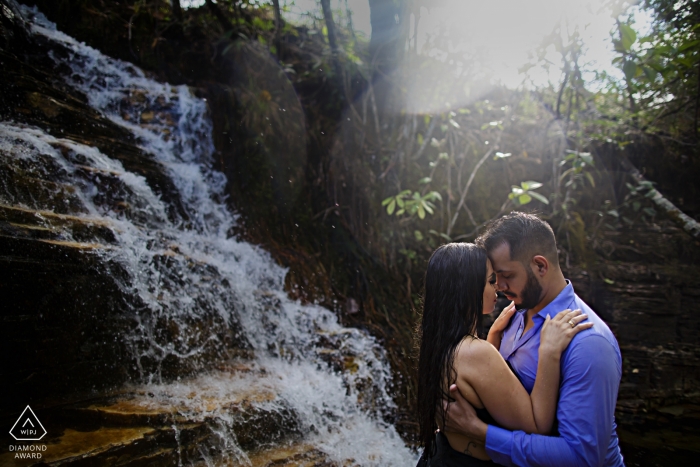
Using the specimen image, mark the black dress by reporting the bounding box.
[416,408,497,467]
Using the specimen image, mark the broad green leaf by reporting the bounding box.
[396,208,405,216]
[607,209,619,218]
[643,66,659,82]
[623,60,637,81]
[678,40,700,52]
[396,197,405,208]
[419,177,432,184]
[381,196,393,206]
[424,203,434,215]
[417,133,424,145]
[425,191,442,201]
[529,191,549,204]
[619,23,637,51]
[414,230,424,241]
[579,153,593,165]
[518,193,532,205]
[387,199,396,215]
[522,181,542,190]
[417,205,426,219]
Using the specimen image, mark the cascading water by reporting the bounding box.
[0,4,416,465]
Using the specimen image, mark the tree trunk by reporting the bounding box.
[170,0,182,22]
[320,0,344,102]
[271,0,282,57]
[368,0,406,116]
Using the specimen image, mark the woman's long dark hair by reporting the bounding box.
[417,243,488,456]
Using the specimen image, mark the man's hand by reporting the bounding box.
[443,384,488,443]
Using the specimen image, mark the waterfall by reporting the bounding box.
[0,5,416,465]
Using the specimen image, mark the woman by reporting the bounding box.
[416,243,592,466]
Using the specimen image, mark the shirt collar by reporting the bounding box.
[534,280,575,320]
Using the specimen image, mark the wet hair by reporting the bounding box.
[476,212,559,267]
[416,243,488,456]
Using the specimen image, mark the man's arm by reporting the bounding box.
[485,335,621,467]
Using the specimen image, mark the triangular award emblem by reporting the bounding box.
[9,406,47,441]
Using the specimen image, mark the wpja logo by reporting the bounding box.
[9,406,46,441]
[7,406,48,461]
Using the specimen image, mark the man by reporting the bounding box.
[445,212,624,466]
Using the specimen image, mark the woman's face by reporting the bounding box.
[482,258,498,314]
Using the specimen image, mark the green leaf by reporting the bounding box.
[387,199,396,215]
[642,207,656,217]
[619,23,637,51]
[518,193,532,205]
[381,196,393,206]
[678,40,700,52]
[396,197,405,208]
[417,133,424,146]
[425,191,442,202]
[607,209,619,218]
[578,152,593,165]
[396,208,405,215]
[585,172,596,188]
[449,119,460,129]
[419,177,432,184]
[643,66,659,82]
[439,152,449,160]
[417,205,426,219]
[424,203,434,215]
[511,186,525,196]
[522,181,543,190]
[603,278,615,285]
[529,191,549,205]
[414,230,424,241]
[623,60,638,81]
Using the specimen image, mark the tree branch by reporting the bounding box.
[619,155,700,239]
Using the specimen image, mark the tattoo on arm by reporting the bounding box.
[464,441,478,456]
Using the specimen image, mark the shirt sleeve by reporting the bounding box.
[485,335,621,467]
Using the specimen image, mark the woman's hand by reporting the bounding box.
[487,301,516,349]
[539,309,593,357]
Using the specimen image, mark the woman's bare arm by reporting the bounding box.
[455,310,592,435]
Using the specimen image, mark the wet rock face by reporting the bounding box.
[565,221,700,454]
[0,3,247,418]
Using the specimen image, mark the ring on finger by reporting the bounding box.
[568,319,576,328]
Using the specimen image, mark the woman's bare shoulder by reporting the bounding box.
[455,336,501,366]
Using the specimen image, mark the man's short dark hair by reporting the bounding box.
[475,212,559,266]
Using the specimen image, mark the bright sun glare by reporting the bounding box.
[190,1,651,112]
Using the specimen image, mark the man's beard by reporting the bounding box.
[517,266,543,310]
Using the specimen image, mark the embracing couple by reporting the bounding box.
[417,212,624,467]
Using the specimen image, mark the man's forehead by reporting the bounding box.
[488,243,522,272]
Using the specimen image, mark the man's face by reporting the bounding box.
[489,242,543,310]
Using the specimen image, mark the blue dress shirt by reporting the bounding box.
[485,281,625,467]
